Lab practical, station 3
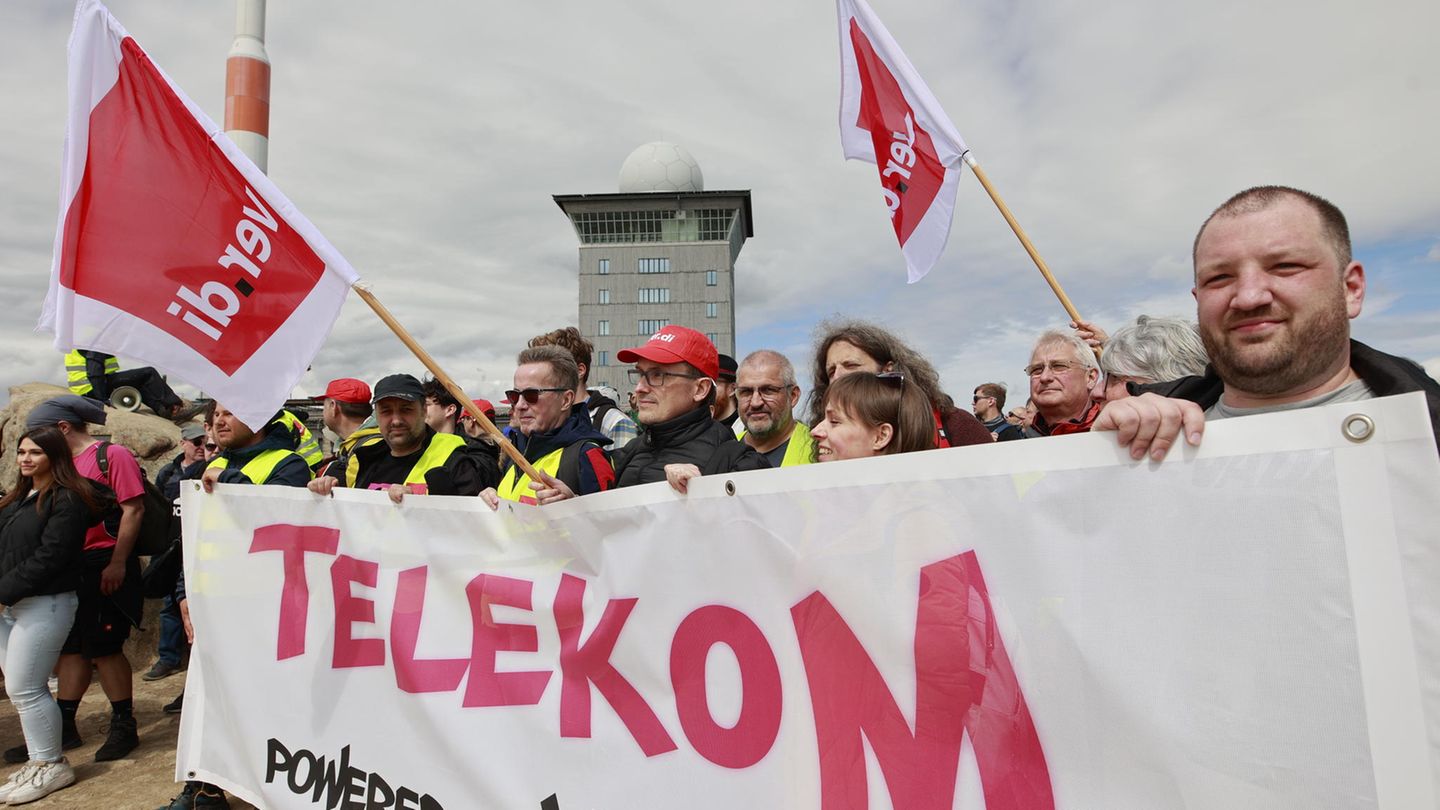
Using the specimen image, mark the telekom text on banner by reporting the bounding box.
[39,0,358,429]
[179,394,1440,809]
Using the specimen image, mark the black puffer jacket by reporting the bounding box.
[0,488,95,604]
[1136,339,1440,455]
[613,404,768,488]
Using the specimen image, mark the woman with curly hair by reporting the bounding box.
[808,319,992,451]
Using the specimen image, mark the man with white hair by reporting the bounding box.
[1024,331,1101,437]
[1091,315,1210,404]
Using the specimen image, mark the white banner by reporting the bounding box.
[179,393,1440,809]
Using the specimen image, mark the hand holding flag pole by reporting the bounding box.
[353,285,543,483]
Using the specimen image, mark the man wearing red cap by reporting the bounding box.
[613,326,767,491]
[314,378,382,482]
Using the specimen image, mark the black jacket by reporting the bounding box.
[155,453,208,501]
[0,488,94,605]
[213,427,312,487]
[351,426,490,496]
[507,408,613,495]
[1137,339,1440,455]
[613,404,768,488]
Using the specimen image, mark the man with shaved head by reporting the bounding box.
[1096,185,1440,459]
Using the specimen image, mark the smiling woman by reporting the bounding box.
[811,372,935,462]
[0,427,107,804]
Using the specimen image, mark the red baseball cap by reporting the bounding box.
[617,325,719,380]
[471,399,496,420]
[315,378,371,404]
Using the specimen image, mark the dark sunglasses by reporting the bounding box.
[504,387,569,405]
[875,371,905,388]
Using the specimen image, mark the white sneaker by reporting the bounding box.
[5,758,75,805]
[0,762,40,803]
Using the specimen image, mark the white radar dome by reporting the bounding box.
[618,142,704,193]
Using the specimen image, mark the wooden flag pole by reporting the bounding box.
[962,152,1092,339]
[352,284,543,484]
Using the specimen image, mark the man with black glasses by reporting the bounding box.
[1024,331,1102,437]
[737,350,814,467]
[611,326,767,491]
[479,346,615,507]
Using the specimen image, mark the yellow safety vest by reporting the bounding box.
[739,421,816,467]
[64,350,118,396]
[496,447,565,504]
[402,433,467,486]
[326,426,384,486]
[207,449,309,484]
[278,410,323,468]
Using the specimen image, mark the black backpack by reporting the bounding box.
[94,440,175,557]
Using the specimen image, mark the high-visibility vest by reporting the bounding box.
[278,410,323,468]
[496,447,566,504]
[400,433,467,486]
[324,427,384,486]
[64,350,118,396]
[207,449,309,484]
[739,421,816,467]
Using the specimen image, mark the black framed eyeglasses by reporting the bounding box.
[628,368,702,387]
[875,371,905,388]
[504,387,569,405]
[735,384,794,402]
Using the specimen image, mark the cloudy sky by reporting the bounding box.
[3,0,1437,414]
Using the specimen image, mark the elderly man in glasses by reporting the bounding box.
[1025,330,1103,437]
[307,373,491,502]
[611,326,768,492]
[737,350,814,467]
[479,346,616,507]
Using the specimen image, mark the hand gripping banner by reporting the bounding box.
[39,0,359,429]
[179,393,1440,808]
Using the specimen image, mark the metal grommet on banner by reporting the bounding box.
[187,771,196,779]
[1342,413,1375,443]
[725,480,737,496]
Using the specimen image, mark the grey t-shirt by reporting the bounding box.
[1205,378,1375,420]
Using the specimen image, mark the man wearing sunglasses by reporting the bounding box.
[307,374,489,502]
[480,346,615,507]
[612,326,768,491]
[1025,331,1103,437]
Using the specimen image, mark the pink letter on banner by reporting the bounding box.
[554,574,676,757]
[391,567,468,694]
[248,524,340,661]
[330,555,385,669]
[463,574,553,708]
[670,605,783,770]
[791,551,1054,810]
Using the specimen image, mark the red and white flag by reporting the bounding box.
[39,0,359,429]
[838,0,969,283]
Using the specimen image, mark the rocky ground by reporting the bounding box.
[0,665,258,809]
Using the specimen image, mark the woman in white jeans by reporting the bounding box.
[0,425,103,805]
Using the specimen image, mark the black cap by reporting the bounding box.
[371,374,425,403]
[27,395,108,431]
[717,354,738,382]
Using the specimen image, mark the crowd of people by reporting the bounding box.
[1,184,1437,807]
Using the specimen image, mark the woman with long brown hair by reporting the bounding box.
[810,372,937,461]
[0,425,103,804]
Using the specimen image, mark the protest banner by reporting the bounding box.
[178,393,1440,808]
